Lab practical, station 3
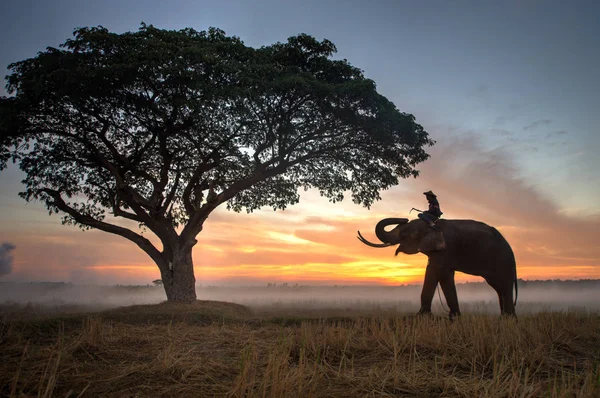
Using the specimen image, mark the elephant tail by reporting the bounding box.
[513,262,518,308]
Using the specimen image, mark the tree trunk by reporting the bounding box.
[160,244,197,303]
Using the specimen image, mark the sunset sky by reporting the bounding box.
[1,0,599,286]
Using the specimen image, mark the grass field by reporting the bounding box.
[1,300,599,397]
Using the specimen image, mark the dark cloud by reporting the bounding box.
[494,115,513,126]
[474,83,489,96]
[523,119,552,130]
[547,130,568,138]
[0,242,15,276]
[490,128,514,137]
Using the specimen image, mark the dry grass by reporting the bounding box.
[0,301,598,397]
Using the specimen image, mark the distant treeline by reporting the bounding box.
[259,279,600,290]
[515,279,600,288]
[2,279,599,290]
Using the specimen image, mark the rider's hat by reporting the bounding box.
[423,190,437,197]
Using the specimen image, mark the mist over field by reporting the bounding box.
[1,280,598,314]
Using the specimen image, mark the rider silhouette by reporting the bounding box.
[418,190,442,228]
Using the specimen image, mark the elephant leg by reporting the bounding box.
[501,283,515,316]
[439,271,461,320]
[417,261,438,315]
[496,288,505,314]
[492,285,505,313]
[487,279,516,316]
[485,278,505,314]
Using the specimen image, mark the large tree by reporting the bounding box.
[0,25,433,302]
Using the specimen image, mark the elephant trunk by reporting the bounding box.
[375,218,409,243]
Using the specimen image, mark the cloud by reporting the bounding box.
[490,128,514,137]
[551,130,567,136]
[546,130,568,138]
[0,242,15,276]
[472,83,489,97]
[494,114,514,126]
[194,208,427,285]
[0,228,158,283]
[402,131,600,273]
[523,119,552,130]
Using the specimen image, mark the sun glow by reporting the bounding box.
[266,231,315,245]
[3,188,600,285]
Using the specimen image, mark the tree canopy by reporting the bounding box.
[0,24,433,301]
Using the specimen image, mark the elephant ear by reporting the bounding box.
[418,230,447,252]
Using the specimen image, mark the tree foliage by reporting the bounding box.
[0,24,433,295]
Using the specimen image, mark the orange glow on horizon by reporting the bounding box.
[2,184,600,286]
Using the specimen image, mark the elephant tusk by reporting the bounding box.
[357,231,393,248]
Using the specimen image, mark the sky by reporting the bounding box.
[0,0,599,286]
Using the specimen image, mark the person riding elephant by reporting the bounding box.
[418,190,443,228]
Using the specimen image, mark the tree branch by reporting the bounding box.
[43,188,167,270]
[158,168,181,218]
[179,161,289,242]
[88,109,159,187]
[59,129,179,245]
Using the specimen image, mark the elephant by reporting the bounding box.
[357,218,518,319]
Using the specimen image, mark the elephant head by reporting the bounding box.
[357,218,446,255]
